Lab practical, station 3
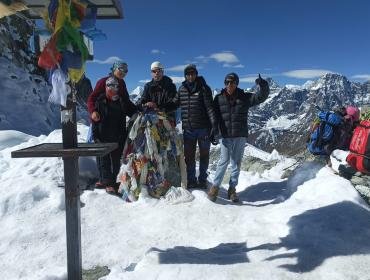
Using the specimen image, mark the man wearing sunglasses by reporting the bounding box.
[176,64,217,189]
[138,61,178,122]
[208,73,269,203]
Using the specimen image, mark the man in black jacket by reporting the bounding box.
[208,73,269,202]
[138,61,178,122]
[92,76,137,195]
[177,64,217,188]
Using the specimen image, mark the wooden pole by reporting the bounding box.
[61,84,82,280]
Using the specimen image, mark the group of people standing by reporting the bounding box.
[87,60,270,203]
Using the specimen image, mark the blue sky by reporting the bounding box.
[85,0,370,92]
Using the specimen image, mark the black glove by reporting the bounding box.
[255,74,268,87]
[209,127,219,145]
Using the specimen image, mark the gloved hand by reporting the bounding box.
[255,74,268,88]
[209,127,220,145]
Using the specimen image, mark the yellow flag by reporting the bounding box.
[54,0,70,34]
[68,66,85,83]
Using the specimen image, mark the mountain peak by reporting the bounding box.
[319,73,349,84]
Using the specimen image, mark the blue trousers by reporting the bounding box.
[212,137,246,189]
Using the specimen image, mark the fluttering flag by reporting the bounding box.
[37,0,96,105]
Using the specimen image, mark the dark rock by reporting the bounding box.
[82,266,110,280]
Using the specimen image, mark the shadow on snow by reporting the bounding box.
[216,161,323,206]
[150,201,370,272]
[249,201,370,272]
[149,242,249,265]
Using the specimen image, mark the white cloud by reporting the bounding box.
[167,64,203,72]
[223,63,244,68]
[239,76,257,83]
[195,51,241,67]
[209,51,239,64]
[194,55,210,63]
[90,56,124,64]
[351,74,370,80]
[282,69,333,79]
[151,49,165,54]
[139,76,184,84]
[139,79,151,83]
[167,64,188,72]
[169,76,184,84]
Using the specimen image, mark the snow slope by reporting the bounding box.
[0,126,370,280]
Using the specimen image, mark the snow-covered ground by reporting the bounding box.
[1,125,370,280]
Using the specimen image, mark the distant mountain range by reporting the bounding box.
[247,75,370,155]
[1,15,369,155]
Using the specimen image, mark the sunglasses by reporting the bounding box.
[151,69,162,74]
[118,68,128,73]
[225,80,236,85]
[107,84,119,90]
[185,71,196,76]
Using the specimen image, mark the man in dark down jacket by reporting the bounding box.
[177,64,217,189]
[92,76,137,195]
[208,73,269,202]
[138,61,178,121]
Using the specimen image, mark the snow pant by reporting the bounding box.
[183,128,211,184]
[212,137,246,189]
[97,145,123,186]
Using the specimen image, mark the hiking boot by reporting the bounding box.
[95,181,105,189]
[197,179,208,189]
[227,187,239,203]
[207,186,219,202]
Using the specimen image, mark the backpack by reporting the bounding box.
[346,120,370,174]
[307,111,343,155]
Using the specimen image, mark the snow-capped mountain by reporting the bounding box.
[0,15,62,136]
[247,73,370,155]
[129,85,144,103]
[0,15,92,135]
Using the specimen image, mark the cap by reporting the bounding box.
[151,61,164,70]
[184,64,198,76]
[224,72,239,85]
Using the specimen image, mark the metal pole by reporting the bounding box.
[61,83,82,280]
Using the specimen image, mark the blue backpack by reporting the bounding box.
[307,111,343,155]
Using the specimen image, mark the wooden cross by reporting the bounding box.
[11,88,117,280]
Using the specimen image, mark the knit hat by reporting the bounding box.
[184,64,198,76]
[150,61,164,70]
[111,61,128,73]
[224,72,239,85]
[346,106,360,122]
